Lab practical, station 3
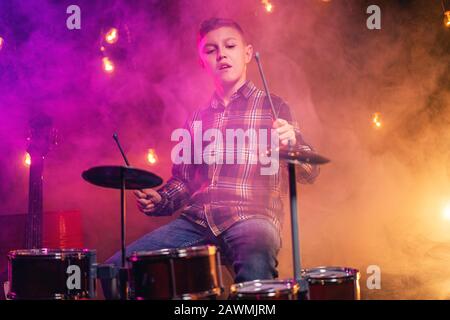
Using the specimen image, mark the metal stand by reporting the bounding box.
[288,162,301,281]
[287,161,309,297]
[118,267,128,300]
[119,167,128,299]
[120,167,126,268]
[82,134,165,301]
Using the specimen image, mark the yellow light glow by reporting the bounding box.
[444,10,450,28]
[443,204,450,221]
[102,57,115,73]
[261,0,273,13]
[372,112,383,129]
[24,152,31,167]
[105,28,119,44]
[147,149,158,165]
[444,11,450,28]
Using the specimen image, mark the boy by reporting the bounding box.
[106,17,319,295]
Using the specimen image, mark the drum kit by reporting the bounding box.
[5,144,360,301]
[4,53,360,301]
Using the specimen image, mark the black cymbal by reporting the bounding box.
[82,165,163,190]
[277,148,330,165]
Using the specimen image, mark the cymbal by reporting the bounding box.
[277,148,330,165]
[82,165,163,190]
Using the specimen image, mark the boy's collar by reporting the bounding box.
[211,80,256,110]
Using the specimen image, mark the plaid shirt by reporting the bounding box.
[152,81,319,236]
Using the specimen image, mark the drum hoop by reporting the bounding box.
[176,287,223,300]
[230,279,300,298]
[128,245,218,260]
[8,248,96,259]
[7,291,90,300]
[176,245,217,258]
[302,266,360,284]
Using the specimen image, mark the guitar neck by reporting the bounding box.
[25,155,44,249]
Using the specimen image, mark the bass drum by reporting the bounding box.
[128,245,223,300]
[302,266,360,300]
[7,248,97,300]
[230,279,306,300]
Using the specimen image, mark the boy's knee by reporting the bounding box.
[233,249,279,282]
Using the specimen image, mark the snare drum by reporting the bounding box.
[127,245,223,300]
[302,266,360,300]
[230,279,303,300]
[7,248,97,300]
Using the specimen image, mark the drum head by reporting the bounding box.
[302,266,360,284]
[231,279,299,298]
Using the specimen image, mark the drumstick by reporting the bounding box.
[113,133,130,166]
[254,52,278,120]
[254,52,293,150]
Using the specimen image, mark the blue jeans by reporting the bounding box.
[106,216,281,283]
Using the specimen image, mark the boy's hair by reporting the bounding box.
[198,18,245,43]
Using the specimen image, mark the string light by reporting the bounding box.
[372,112,383,129]
[102,57,115,73]
[105,27,119,44]
[442,0,450,28]
[261,0,273,13]
[443,203,450,220]
[147,148,158,165]
[444,11,450,28]
[24,152,31,167]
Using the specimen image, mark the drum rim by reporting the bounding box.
[301,266,360,284]
[7,291,91,300]
[230,279,300,297]
[128,244,218,260]
[177,287,223,300]
[8,248,96,259]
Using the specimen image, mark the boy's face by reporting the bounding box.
[198,26,253,87]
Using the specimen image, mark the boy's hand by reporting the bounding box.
[134,189,162,215]
[273,118,296,146]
